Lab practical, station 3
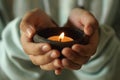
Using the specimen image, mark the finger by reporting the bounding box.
[55,68,62,75]
[21,32,51,55]
[29,50,60,65]
[62,58,82,70]
[84,24,94,36]
[69,8,98,36]
[20,8,57,36]
[78,10,98,36]
[72,44,96,56]
[72,29,99,56]
[40,59,62,70]
[62,48,90,65]
[83,19,98,36]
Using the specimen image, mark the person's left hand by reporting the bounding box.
[61,8,99,70]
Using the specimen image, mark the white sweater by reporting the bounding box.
[0,0,120,80]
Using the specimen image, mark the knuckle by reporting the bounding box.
[30,58,37,65]
[40,65,47,70]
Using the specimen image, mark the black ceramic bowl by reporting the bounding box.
[33,27,89,51]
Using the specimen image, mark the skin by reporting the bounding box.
[20,8,99,75]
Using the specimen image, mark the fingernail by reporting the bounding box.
[50,51,60,58]
[42,45,51,52]
[51,51,58,58]
[26,27,33,38]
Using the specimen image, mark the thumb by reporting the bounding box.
[20,23,36,39]
[25,25,36,38]
[84,25,94,36]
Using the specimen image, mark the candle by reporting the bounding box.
[48,32,73,42]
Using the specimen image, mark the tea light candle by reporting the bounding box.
[48,32,73,42]
[33,27,89,59]
[33,27,89,58]
[33,27,88,52]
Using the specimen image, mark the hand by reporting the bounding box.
[20,8,62,74]
[61,8,99,70]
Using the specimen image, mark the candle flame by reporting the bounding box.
[59,32,64,42]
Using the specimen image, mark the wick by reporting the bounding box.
[59,38,62,42]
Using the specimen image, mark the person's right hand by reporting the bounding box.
[20,8,63,73]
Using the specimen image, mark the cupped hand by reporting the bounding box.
[20,8,62,74]
[62,8,99,70]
